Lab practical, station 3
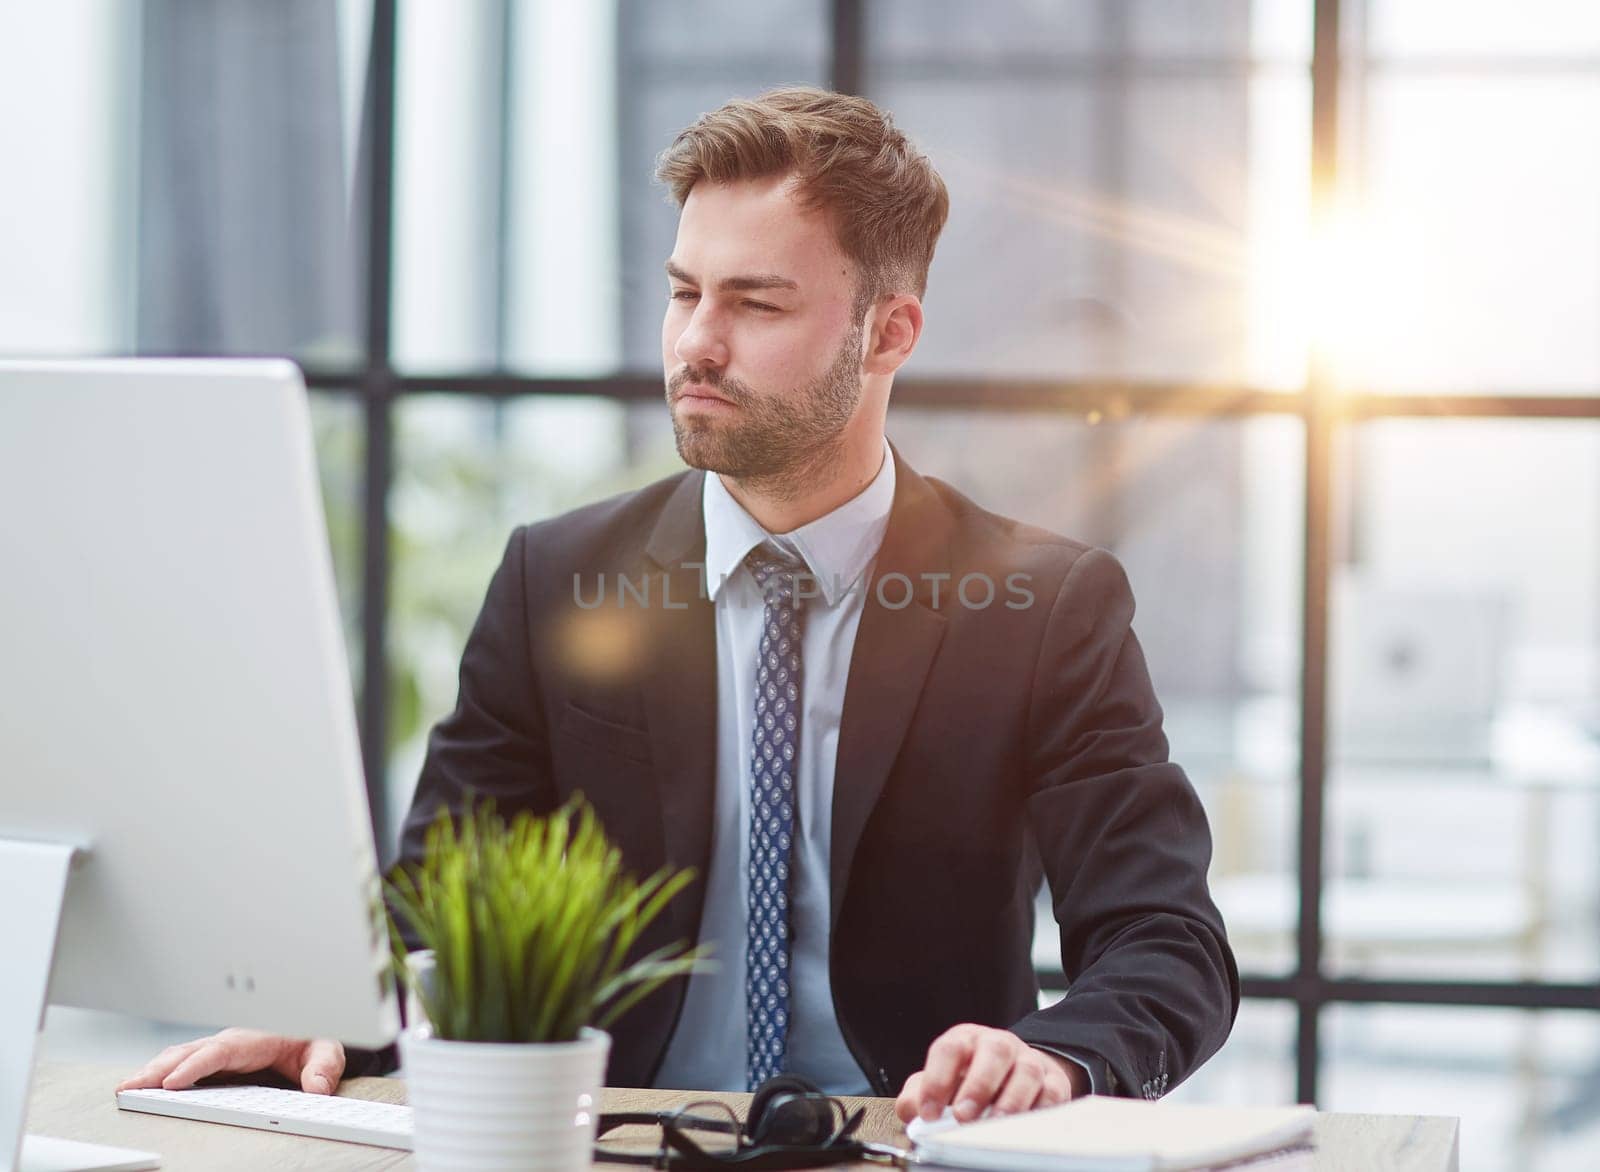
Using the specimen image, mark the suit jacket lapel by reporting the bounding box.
[642,470,719,945]
[829,450,952,926]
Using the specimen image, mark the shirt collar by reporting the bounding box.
[701,438,897,606]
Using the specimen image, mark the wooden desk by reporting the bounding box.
[27,1062,1459,1172]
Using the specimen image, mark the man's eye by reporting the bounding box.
[670,289,698,302]
[743,301,780,313]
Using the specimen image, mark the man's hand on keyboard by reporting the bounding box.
[117,1028,346,1095]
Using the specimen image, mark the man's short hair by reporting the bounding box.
[654,86,950,310]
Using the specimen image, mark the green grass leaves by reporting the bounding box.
[385,797,712,1043]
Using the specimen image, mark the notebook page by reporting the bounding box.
[912,1097,1315,1172]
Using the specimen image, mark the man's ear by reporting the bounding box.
[862,293,924,377]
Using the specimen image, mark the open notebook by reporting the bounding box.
[909,1097,1316,1172]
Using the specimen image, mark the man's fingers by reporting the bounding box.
[296,1040,347,1095]
[907,1029,1086,1126]
[158,1030,292,1089]
[160,1042,238,1090]
[119,1030,320,1094]
[894,1071,925,1124]
[117,1041,203,1091]
[917,1028,978,1120]
[1037,1078,1072,1110]
[949,1035,1014,1121]
[991,1060,1043,1117]
[1036,1055,1077,1108]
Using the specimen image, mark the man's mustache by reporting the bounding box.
[667,367,749,406]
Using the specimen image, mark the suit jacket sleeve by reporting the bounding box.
[345,527,555,1078]
[1007,547,1239,1098]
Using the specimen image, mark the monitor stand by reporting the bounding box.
[0,840,159,1172]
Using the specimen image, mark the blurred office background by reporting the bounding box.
[5,2,1599,1168]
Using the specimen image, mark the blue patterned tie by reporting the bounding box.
[744,544,809,1089]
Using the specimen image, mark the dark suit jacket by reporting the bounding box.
[391,448,1238,1097]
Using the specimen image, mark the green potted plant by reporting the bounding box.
[385,797,708,1172]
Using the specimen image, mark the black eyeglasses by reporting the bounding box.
[595,1091,895,1170]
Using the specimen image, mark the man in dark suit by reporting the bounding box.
[123,86,1236,1125]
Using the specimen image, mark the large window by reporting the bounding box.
[10,5,1600,1166]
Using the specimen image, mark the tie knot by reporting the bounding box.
[744,544,811,603]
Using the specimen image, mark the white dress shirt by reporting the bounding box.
[653,441,896,1094]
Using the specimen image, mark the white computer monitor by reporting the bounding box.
[0,360,399,1172]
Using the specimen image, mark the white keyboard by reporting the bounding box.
[116,1085,413,1150]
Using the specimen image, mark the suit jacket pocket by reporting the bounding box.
[559,701,653,765]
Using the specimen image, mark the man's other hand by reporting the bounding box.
[895,1024,1087,1125]
[116,1028,346,1095]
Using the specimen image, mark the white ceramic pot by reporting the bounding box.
[400,1027,611,1172]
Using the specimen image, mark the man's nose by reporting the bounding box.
[673,304,729,372]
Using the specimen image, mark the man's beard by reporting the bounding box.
[666,322,863,501]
